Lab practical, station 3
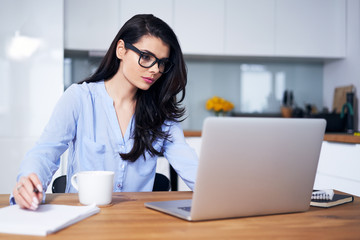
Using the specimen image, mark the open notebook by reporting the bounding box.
[0,204,99,236]
[146,117,326,221]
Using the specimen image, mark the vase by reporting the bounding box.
[215,111,225,117]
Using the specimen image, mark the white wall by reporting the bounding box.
[323,0,360,130]
[0,0,64,193]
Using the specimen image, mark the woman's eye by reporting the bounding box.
[141,53,152,62]
[159,61,166,68]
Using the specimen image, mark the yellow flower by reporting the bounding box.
[206,101,214,110]
[205,96,234,114]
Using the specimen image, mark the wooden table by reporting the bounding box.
[0,192,359,239]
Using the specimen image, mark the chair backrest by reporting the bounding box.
[153,173,171,191]
[52,175,66,193]
[52,173,171,193]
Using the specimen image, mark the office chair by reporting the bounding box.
[52,173,171,193]
[152,173,171,191]
[52,175,67,193]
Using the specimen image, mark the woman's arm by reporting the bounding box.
[11,84,82,207]
[163,122,199,190]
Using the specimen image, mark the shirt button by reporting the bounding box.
[117,184,122,188]
[121,164,125,169]
[120,145,124,150]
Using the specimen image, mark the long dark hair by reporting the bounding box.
[79,14,187,162]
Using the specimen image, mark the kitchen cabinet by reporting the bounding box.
[64,0,346,58]
[314,141,360,197]
[64,0,120,51]
[64,0,173,51]
[119,0,173,28]
[275,0,346,58]
[225,0,345,58]
[174,0,345,58]
[173,0,225,55]
[224,0,275,56]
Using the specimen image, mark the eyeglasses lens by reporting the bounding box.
[139,53,172,73]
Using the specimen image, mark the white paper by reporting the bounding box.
[0,204,100,236]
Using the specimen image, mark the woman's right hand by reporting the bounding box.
[12,173,43,210]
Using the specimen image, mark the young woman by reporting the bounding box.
[11,14,198,210]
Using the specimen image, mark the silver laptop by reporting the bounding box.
[145,117,326,221]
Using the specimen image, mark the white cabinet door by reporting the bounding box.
[119,0,173,28]
[275,0,346,58]
[224,0,275,56]
[64,0,120,51]
[173,0,225,55]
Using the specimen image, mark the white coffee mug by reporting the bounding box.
[71,171,114,206]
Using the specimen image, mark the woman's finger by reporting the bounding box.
[28,173,43,193]
[13,183,32,209]
[16,177,39,210]
[28,173,44,203]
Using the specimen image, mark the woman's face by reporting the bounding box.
[117,35,170,91]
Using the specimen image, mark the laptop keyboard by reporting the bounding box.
[178,206,191,212]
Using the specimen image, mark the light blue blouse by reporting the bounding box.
[15,81,198,196]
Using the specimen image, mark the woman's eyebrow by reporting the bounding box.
[140,49,169,60]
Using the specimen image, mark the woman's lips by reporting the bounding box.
[142,77,155,84]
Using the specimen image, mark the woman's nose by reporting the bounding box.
[148,62,160,74]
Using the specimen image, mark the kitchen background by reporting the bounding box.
[66,55,323,130]
[0,0,359,193]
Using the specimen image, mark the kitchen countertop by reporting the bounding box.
[184,131,360,144]
[323,133,360,144]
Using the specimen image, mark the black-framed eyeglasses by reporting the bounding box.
[125,42,173,74]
